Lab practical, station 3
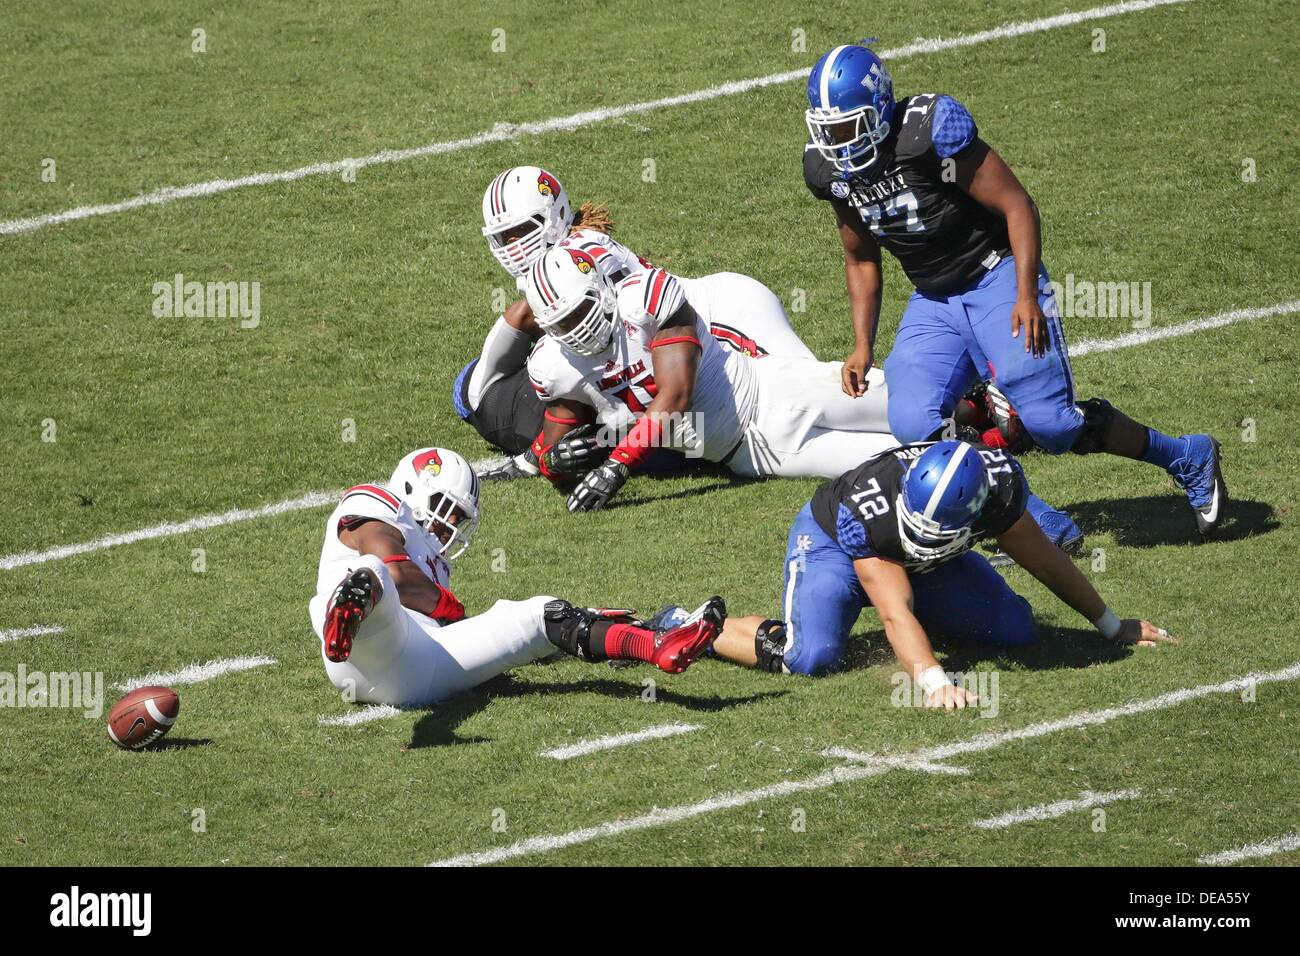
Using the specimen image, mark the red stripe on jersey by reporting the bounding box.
[344,484,400,511]
[646,270,669,315]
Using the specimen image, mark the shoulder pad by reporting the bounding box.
[803,141,844,202]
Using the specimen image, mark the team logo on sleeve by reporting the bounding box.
[537,171,562,196]
[565,248,596,273]
[413,449,443,476]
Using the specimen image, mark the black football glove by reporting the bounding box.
[567,459,630,512]
[543,423,608,477]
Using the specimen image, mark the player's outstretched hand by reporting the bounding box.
[841,346,873,397]
[925,684,979,710]
[1114,619,1178,647]
[1010,296,1048,358]
[567,460,630,512]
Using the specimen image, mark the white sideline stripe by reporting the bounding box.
[0,292,1292,575]
[428,662,1300,866]
[970,788,1141,829]
[318,704,403,727]
[1197,832,1300,866]
[1071,300,1300,356]
[0,0,1192,238]
[113,655,277,693]
[0,625,64,644]
[540,722,702,760]
[0,490,338,571]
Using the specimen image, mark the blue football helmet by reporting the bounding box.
[805,44,895,174]
[897,441,990,561]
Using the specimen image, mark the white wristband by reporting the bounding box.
[918,665,950,697]
[1092,608,1122,640]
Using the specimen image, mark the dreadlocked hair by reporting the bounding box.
[570,201,616,236]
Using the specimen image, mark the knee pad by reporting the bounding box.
[542,600,599,659]
[754,620,788,673]
[1069,397,1114,455]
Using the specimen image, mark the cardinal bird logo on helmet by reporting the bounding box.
[413,448,443,476]
[537,171,562,197]
[565,248,596,274]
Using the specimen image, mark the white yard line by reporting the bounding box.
[1197,832,1300,866]
[0,0,1192,238]
[0,490,337,572]
[318,704,403,727]
[3,294,1290,575]
[113,655,277,693]
[1070,301,1300,356]
[0,625,65,644]
[428,662,1300,866]
[971,788,1141,829]
[540,722,702,760]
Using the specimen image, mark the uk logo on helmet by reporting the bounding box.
[414,449,443,476]
[565,248,596,274]
[537,171,562,197]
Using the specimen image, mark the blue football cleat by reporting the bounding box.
[1168,435,1227,538]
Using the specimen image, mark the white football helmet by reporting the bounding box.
[524,246,617,357]
[481,166,574,278]
[388,447,480,560]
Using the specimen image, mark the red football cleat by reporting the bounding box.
[649,597,726,674]
[323,568,379,663]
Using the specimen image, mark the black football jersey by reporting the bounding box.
[804,94,1012,296]
[809,442,1028,574]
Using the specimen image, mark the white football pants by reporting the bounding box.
[310,555,555,706]
[727,358,898,479]
[687,272,817,361]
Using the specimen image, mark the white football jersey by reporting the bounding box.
[314,483,451,601]
[557,229,651,284]
[527,268,758,461]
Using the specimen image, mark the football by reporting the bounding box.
[106,685,180,750]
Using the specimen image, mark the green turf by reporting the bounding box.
[2,0,1298,866]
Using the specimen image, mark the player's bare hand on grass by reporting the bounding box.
[1114,619,1177,647]
[1010,296,1048,358]
[841,346,873,397]
[926,684,978,710]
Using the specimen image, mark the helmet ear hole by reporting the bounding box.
[405,482,413,495]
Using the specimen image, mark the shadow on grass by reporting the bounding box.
[1069,495,1278,547]
[147,737,214,751]
[608,478,754,509]
[404,670,785,750]
[837,624,1136,676]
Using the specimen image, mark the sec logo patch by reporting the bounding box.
[831,180,850,199]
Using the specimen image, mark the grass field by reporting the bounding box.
[2,0,1299,866]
